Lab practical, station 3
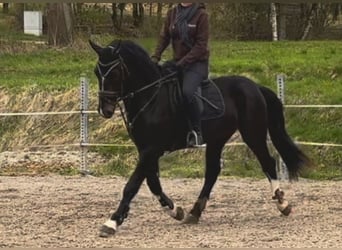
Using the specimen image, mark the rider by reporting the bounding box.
[151,3,209,147]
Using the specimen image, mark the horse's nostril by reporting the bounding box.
[105,109,115,118]
[98,108,113,118]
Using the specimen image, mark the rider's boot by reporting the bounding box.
[186,100,204,148]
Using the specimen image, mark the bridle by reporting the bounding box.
[97,49,128,101]
[96,48,177,135]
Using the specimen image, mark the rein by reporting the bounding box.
[96,55,177,136]
[121,72,177,131]
[118,71,177,102]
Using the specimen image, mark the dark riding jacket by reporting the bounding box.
[152,3,209,67]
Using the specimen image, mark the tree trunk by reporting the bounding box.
[332,3,340,21]
[3,3,9,13]
[73,3,83,14]
[118,4,125,28]
[46,3,74,46]
[149,3,153,17]
[132,3,138,26]
[132,3,144,27]
[270,3,278,41]
[301,3,318,40]
[63,3,73,40]
[157,3,162,21]
[278,4,287,40]
[139,3,144,25]
[13,4,24,31]
[111,3,118,29]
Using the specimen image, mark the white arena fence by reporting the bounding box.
[0,75,341,178]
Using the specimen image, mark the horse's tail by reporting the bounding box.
[259,85,312,180]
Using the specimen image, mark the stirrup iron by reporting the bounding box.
[187,130,205,148]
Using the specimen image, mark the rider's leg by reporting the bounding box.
[182,61,208,147]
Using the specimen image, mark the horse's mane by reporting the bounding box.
[109,39,159,74]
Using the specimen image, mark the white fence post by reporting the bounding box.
[80,75,89,175]
[276,74,289,181]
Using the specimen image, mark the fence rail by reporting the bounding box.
[0,111,92,116]
[285,105,342,108]
[0,75,341,177]
[2,105,341,117]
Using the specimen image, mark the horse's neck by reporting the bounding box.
[123,72,160,121]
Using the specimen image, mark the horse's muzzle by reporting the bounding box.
[98,109,111,119]
[98,104,115,119]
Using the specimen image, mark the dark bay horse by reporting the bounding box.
[89,39,311,237]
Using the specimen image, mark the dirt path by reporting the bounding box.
[0,175,341,248]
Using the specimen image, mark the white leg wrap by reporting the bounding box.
[103,219,117,231]
[277,199,289,211]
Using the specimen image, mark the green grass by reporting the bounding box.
[0,48,95,91]
[209,40,342,104]
[1,38,341,101]
[0,29,341,179]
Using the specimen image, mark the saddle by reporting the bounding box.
[167,76,225,121]
[196,79,225,120]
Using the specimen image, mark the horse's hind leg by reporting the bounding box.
[240,131,292,216]
[183,141,226,224]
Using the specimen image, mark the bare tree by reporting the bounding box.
[301,4,318,40]
[118,3,125,28]
[332,3,341,21]
[278,4,287,40]
[132,3,144,27]
[12,3,24,30]
[46,3,74,46]
[3,3,9,13]
[111,3,118,29]
[270,3,278,41]
[149,3,153,17]
[111,3,125,30]
[157,3,163,21]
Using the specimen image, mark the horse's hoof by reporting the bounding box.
[174,206,185,220]
[182,213,199,224]
[99,225,116,237]
[166,206,185,220]
[280,204,292,216]
[276,200,292,216]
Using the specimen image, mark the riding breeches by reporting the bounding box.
[182,60,209,129]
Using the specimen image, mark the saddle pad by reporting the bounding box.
[197,79,225,121]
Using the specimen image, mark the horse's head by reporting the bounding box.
[89,39,128,119]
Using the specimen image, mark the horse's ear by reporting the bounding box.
[107,40,121,55]
[89,40,103,55]
[115,40,121,54]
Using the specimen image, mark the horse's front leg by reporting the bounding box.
[145,154,184,221]
[183,143,224,224]
[99,163,145,237]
